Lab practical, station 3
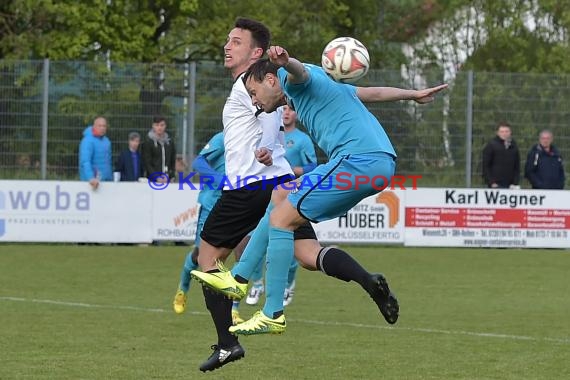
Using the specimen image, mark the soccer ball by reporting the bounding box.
[321,37,370,83]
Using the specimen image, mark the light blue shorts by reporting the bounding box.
[286,152,396,222]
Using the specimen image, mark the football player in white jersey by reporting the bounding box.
[194,17,319,373]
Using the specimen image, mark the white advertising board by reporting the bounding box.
[150,185,200,241]
[313,190,405,244]
[405,188,570,248]
[2,181,569,248]
[0,181,152,243]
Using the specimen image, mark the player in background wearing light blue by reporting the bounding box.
[173,133,227,310]
[173,131,252,324]
[192,45,447,335]
[245,105,317,307]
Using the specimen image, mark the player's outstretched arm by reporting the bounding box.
[356,84,448,104]
[267,45,308,84]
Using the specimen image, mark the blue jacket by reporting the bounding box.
[115,149,142,182]
[79,126,112,181]
[524,144,565,189]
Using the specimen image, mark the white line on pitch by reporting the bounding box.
[1,296,569,345]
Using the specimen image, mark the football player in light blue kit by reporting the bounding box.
[246,104,317,306]
[173,132,225,313]
[281,105,318,179]
[192,45,447,335]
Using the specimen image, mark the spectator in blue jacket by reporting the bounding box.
[524,130,565,189]
[115,131,142,181]
[79,117,112,190]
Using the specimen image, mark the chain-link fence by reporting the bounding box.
[1,59,568,187]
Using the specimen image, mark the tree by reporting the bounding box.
[2,0,570,182]
[0,0,107,60]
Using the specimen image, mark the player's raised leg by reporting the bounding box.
[231,156,399,335]
[192,203,274,300]
[229,190,303,335]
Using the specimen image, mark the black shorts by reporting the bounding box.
[200,175,317,248]
[293,221,317,240]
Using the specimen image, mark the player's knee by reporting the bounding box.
[196,242,229,270]
[269,209,301,230]
[269,212,292,229]
[271,186,289,204]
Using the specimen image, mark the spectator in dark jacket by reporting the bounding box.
[140,115,176,181]
[482,122,520,188]
[524,130,565,189]
[115,131,142,181]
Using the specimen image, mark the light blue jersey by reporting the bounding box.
[284,128,317,168]
[277,64,397,222]
[277,64,396,159]
[197,132,225,212]
[231,61,402,320]
[178,132,225,289]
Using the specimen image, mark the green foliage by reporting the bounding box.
[0,0,106,60]
[2,1,570,183]
[0,1,400,67]
[2,0,570,73]
[406,0,570,74]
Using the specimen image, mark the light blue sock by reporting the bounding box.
[231,204,273,280]
[287,258,299,287]
[263,227,294,317]
[179,250,198,293]
[232,300,240,310]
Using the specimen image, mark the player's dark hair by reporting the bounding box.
[496,121,511,130]
[244,59,280,84]
[152,115,166,124]
[235,17,270,52]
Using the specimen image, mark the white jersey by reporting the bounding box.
[222,74,292,189]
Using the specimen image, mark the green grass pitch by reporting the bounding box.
[1,244,569,379]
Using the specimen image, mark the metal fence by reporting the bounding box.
[1,59,568,187]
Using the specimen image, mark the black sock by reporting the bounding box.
[234,275,248,284]
[316,247,370,289]
[201,281,238,349]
